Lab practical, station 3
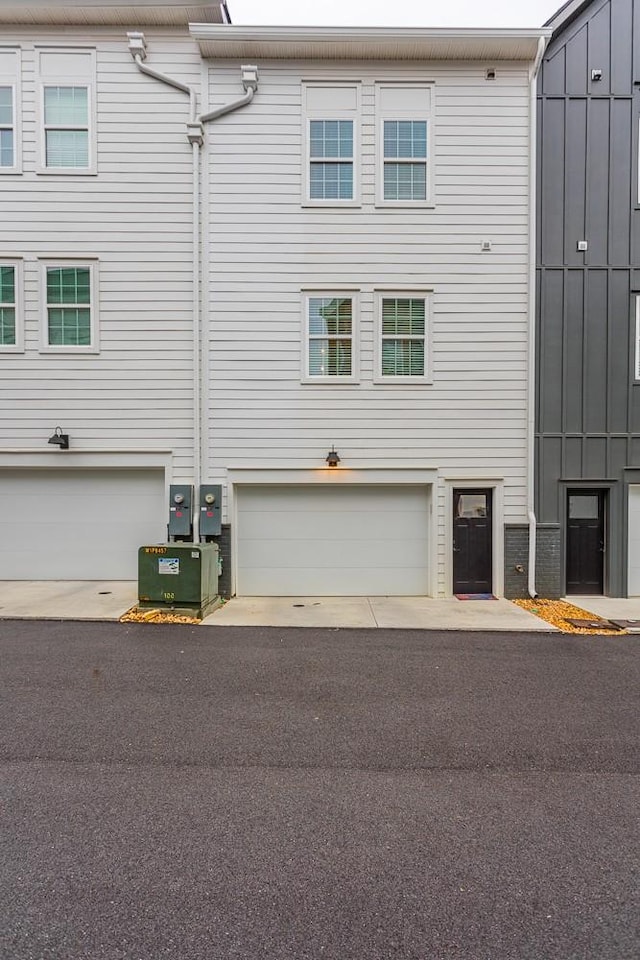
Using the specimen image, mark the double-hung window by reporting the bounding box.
[0,262,21,351]
[303,294,357,381]
[377,83,433,205]
[0,86,14,168]
[0,49,19,173]
[309,120,353,200]
[41,262,98,352]
[304,84,359,205]
[376,293,431,383]
[37,49,96,174]
[44,86,89,168]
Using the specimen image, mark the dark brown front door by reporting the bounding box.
[566,491,605,595]
[453,489,493,594]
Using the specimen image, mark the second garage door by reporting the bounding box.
[236,484,430,596]
[0,468,165,580]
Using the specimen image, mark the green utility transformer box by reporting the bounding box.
[138,543,220,618]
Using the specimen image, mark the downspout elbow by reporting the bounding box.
[199,85,255,125]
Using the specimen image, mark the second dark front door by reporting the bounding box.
[453,489,493,594]
[566,491,605,595]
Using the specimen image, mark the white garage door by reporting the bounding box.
[628,485,640,596]
[0,468,165,580]
[236,484,430,596]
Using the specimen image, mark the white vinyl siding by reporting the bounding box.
[207,61,532,595]
[303,293,357,381]
[37,48,96,174]
[303,83,360,205]
[0,261,21,351]
[377,83,433,206]
[0,48,20,173]
[0,27,202,478]
[41,261,98,352]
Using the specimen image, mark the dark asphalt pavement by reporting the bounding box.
[1,621,638,960]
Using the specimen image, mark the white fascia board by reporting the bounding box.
[0,0,227,26]
[189,24,552,62]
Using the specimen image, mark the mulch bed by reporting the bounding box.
[513,598,626,635]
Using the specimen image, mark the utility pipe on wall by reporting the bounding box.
[127,32,258,539]
[526,35,549,598]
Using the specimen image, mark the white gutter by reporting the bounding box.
[127,33,257,539]
[526,35,548,598]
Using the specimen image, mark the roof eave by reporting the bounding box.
[0,1,229,26]
[189,25,553,62]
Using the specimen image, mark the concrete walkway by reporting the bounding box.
[0,581,137,621]
[2,581,638,631]
[201,595,552,631]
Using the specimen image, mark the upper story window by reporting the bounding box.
[303,83,360,206]
[0,261,22,351]
[44,86,89,167]
[375,292,432,383]
[383,120,428,201]
[41,261,99,352]
[37,48,96,174]
[377,83,433,206]
[303,293,358,382]
[0,86,14,168]
[309,119,354,200]
[0,48,19,173]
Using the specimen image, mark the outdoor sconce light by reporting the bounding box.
[48,426,70,450]
[326,446,340,468]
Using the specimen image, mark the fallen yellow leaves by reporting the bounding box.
[513,598,624,635]
[120,607,201,625]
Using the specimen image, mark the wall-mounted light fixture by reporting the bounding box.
[48,426,69,450]
[326,446,340,468]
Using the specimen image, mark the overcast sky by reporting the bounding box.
[229,0,563,28]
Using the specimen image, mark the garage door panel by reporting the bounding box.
[237,484,430,596]
[0,468,165,580]
[239,535,428,570]
[241,565,419,597]
[240,510,427,544]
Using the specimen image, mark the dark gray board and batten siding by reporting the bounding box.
[537,0,640,596]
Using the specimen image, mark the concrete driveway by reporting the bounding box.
[202,595,550,630]
[0,581,551,629]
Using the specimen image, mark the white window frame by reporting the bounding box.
[302,82,360,207]
[0,48,21,175]
[36,48,96,175]
[39,259,99,354]
[301,290,359,383]
[376,82,434,207]
[0,259,23,352]
[374,289,433,384]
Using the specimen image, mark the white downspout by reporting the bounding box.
[127,32,203,535]
[527,35,547,598]
[127,34,258,542]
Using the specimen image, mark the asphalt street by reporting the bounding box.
[1,620,638,960]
